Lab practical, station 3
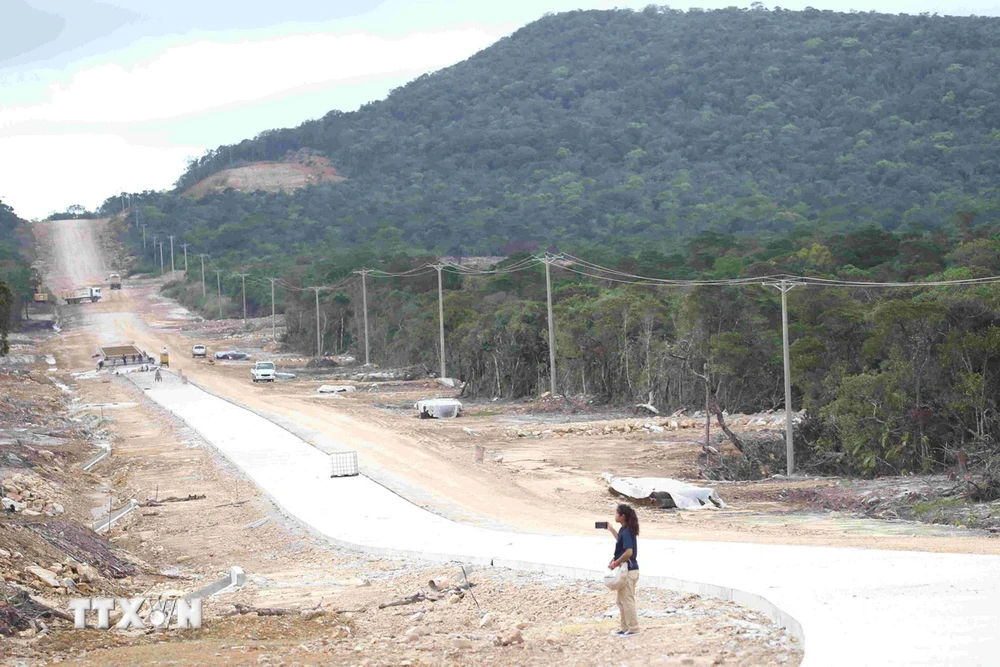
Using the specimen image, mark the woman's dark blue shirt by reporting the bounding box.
[614,526,639,570]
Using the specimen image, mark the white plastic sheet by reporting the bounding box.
[601,473,726,510]
[415,398,463,419]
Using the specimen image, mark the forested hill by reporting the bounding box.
[127,7,1000,257]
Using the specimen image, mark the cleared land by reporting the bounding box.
[0,217,806,665]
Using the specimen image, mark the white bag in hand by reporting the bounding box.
[603,565,627,591]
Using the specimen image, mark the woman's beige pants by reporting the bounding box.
[616,570,640,632]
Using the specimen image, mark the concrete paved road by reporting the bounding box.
[135,372,1000,667]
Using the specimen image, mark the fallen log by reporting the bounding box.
[378,592,426,609]
[144,494,207,507]
[232,604,295,617]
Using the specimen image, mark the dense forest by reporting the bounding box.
[109,7,1000,260]
[0,198,35,352]
[154,217,1000,481]
[104,7,1000,481]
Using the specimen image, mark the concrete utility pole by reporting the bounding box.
[433,264,447,379]
[541,254,559,396]
[214,270,223,318]
[181,243,189,274]
[168,236,175,273]
[312,287,322,358]
[763,278,802,476]
[198,254,208,297]
[141,223,146,251]
[268,278,278,343]
[152,235,157,262]
[236,273,249,327]
[704,361,713,462]
[159,242,164,275]
[353,269,372,366]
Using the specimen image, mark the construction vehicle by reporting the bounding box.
[33,289,47,303]
[99,344,146,367]
[109,273,122,290]
[159,347,169,367]
[63,287,103,304]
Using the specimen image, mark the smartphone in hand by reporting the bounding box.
[595,521,608,529]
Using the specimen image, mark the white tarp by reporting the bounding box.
[415,398,463,419]
[601,473,726,510]
[318,385,356,393]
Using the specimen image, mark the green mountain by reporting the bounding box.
[115,7,1000,258]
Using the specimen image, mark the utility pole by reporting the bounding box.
[141,223,146,251]
[353,269,372,366]
[152,235,157,262]
[214,270,223,318]
[704,361,712,463]
[159,242,164,275]
[268,278,278,343]
[312,287,322,358]
[198,254,208,297]
[433,263,446,379]
[541,254,559,396]
[763,277,802,476]
[181,243,189,274]
[236,273,249,327]
[168,235,175,273]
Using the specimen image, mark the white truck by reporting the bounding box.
[109,273,122,290]
[63,287,103,304]
[250,361,276,383]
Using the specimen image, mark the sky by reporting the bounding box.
[1,0,999,220]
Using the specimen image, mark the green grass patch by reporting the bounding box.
[911,497,964,517]
[465,408,501,417]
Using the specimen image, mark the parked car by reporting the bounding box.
[250,361,276,383]
[192,344,207,358]
[214,350,251,360]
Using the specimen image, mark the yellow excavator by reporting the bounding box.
[33,288,47,303]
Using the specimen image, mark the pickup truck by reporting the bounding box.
[250,361,276,383]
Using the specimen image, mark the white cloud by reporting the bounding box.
[0,25,506,218]
[0,28,502,129]
[0,134,198,218]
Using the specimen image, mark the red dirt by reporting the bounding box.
[184,154,346,199]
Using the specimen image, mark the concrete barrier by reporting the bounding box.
[184,566,246,601]
[92,499,140,533]
[81,443,111,471]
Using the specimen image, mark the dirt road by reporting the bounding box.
[11,219,805,666]
[34,217,1000,555]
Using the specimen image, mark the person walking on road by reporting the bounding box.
[154,368,162,383]
[606,503,640,636]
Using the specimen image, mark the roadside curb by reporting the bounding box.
[132,373,807,654]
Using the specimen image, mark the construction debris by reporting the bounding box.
[415,398,463,419]
[318,385,356,393]
[603,473,727,510]
[27,521,138,579]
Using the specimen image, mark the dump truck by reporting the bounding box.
[63,287,102,304]
[109,273,122,290]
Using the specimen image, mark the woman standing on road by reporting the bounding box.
[606,503,640,636]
